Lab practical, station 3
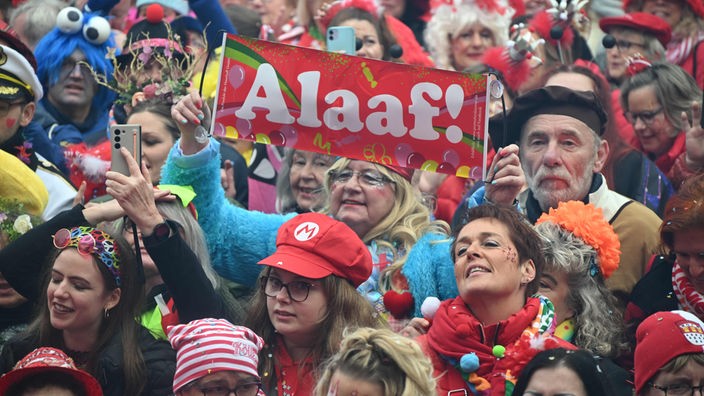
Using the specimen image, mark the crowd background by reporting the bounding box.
[0,0,703,395]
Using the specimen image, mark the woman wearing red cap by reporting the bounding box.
[625,0,704,89]
[634,310,704,396]
[165,92,457,332]
[248,212,381,395]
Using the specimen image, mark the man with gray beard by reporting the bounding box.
[476,85,661,310]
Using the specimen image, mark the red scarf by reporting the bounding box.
[427,296,573,395]
[672,260,704,319]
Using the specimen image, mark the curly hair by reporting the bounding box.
[534,221,627,358]
[424,1,513,70]
[323,158,449,293]
[314,327,436,396]
[246,267,383,393]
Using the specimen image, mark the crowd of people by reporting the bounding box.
[0,0,704,395]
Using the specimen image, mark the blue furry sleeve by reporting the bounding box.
[401,232,458,318]
[161,139,295,287]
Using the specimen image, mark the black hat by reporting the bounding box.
[115,4,186,67]
[489,86,608,151]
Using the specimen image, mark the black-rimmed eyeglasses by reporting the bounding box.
[261,276,315,302]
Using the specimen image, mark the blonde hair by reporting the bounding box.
[323,158,449,293]
[314,327,436,396]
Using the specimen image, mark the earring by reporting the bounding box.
[104,308,110,318]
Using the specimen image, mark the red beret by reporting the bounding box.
[599,12,672,46]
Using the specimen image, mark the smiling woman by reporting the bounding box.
[0,226,176,396]
[424,0,513,71]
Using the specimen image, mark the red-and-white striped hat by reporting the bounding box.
[167,318,264,393]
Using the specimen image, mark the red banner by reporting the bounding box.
[213,34,489,178]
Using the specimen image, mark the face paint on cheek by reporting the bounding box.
[503,247,518,264]
[5,118,16,128]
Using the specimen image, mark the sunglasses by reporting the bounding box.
[52,227,122,287]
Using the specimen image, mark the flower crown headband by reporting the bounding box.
[52,226,121,287]
[536,201,621,279]
[86,19,203,106]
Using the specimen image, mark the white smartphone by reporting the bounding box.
[110,124,142,175]
[326,26,356,55]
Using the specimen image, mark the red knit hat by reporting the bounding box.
[0,347,102,395]
[634,310,704,394]
[599,12,672,46]
[168,319,264,393]
[258,212,373,287]
[623,0,704,19]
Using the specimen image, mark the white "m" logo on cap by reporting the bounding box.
[294,222,320,241]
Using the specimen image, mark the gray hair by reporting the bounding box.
[104,199,219,289]
[424,1,513,70]
[534,221,627,358]
[9,0,65,50]
[620,61,702,133]
[275,148,333,214]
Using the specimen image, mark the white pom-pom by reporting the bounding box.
[421,297,441,320]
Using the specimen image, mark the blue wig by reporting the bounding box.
[34,12,116,113]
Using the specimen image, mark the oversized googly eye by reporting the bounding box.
[56,7,84,34]
[83,16,111,45]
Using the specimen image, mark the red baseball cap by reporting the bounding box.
[599,12,672,46]
[634,310,704,393]
[258,213,372,287]
[0,347,102,395]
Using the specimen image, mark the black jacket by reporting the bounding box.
[0,326,175,396]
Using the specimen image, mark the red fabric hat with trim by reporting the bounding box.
[0,347,102,396]
[599,12,672,46]
[634,310,704,394]
[258,212,373,287]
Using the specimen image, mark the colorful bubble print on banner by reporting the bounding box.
[212,34,490,177]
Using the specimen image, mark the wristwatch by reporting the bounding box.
[147,221,174,244]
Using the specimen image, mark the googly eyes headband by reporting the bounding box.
[52,226,122,287]
[55,7,111,45]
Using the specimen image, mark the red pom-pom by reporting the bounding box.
[383,290,415,319]
[482,46,531,93]
[146,3,164,24]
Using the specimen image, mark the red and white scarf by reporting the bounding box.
[672,260,704,319]
[667,32,704,66]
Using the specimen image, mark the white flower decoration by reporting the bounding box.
[13,214,33,234]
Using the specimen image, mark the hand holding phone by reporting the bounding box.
[326,26,356,55]
[110,124,142,175]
